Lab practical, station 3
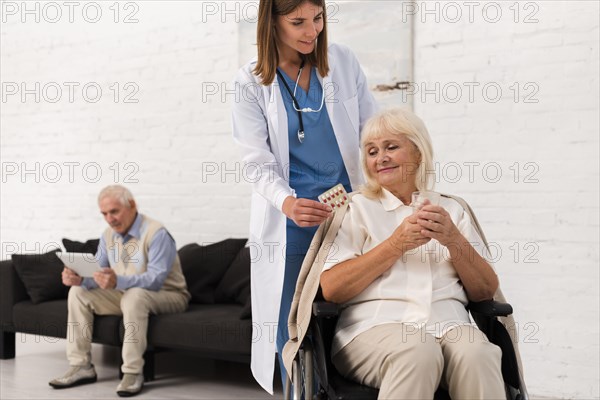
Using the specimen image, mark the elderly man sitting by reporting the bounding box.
[49,185,190,397]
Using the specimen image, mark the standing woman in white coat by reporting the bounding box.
[231,0,378,393]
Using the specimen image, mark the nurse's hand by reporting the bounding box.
[283,196,333,227]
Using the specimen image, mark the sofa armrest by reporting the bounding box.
[0,259,29,330]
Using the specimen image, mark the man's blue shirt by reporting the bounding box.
[81,213,176,291]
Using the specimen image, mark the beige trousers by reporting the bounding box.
[66,286,188,374]
[332,323,505,400]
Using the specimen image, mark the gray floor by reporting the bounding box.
[1,334,557,400]
[0,334,283,399]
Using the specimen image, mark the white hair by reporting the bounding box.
[97,185,135,208]
[360,107,435,199]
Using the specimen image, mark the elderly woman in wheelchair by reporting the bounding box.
[317,108,506,399]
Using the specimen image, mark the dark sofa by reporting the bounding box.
[0,238,253,381]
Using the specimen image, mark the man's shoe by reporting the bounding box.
[116,373,144,397]
[49,364,97,389]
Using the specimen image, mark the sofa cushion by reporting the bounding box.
[214,247,251,319]
[13,299,122,345]
[0,259,29,327]
[178,239,247,304]
[239,297,252,320]
[12,250,69,304]
[146,304,252,357]
[62,238,100,254]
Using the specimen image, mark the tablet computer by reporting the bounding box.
[57,252,103,277]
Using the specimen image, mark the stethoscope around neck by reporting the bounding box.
[276,60,325,144]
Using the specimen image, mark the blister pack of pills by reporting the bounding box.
[318,184,349,210]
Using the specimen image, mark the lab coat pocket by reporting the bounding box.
[249,192,267,239]
[343,94,360,135]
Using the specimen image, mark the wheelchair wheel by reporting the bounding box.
[292,357,302,400]
[284,373,291,400]
[302,341,314,400]
[286,341,315,400]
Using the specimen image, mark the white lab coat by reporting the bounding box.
[231,43,378,394]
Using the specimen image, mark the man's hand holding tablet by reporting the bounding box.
[57,252,102,279]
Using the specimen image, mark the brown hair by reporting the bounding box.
[254,0,329,85]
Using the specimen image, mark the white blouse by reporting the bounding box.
[323,189,492,356]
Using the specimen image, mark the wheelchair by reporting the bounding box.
[284,298,527,400]
[283,194,528,400]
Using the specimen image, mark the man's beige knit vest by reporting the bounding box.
[102,214,189,297]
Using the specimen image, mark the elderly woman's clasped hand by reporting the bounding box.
[415,204,462,248]
[388,200,464,257]
[387,214,431,255]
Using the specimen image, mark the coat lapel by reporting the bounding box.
[319,59,336,128]
[266,77,290,176]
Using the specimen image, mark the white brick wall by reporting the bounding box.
[1,1,598,398]
[1,1,243,249]
[412,1,599,398]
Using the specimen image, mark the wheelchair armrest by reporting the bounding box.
[468,300,513,317]
[313,300,513,317]
[312,301,340,318]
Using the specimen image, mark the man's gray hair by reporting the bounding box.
[98,185,135,208]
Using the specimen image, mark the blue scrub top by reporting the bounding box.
[278,66,352,255]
